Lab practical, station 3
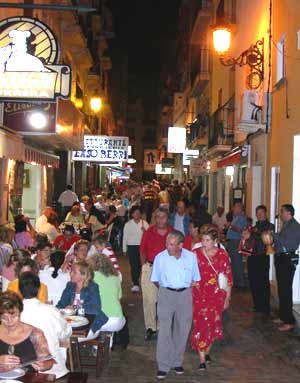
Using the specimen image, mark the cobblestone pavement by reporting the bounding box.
[85,257,300,383]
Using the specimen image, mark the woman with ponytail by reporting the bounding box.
[39,251,70,305]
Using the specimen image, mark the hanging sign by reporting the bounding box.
[3,101,57,134]
[168,127,186,153]
[144,149,158,171]
[73,135,129,162]
[0,17,71,101]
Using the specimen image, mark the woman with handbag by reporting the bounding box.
[191,228,233,371]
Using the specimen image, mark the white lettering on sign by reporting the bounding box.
[72,135,129,162]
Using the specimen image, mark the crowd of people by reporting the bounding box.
[0,178,299,380]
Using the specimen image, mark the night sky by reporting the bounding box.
[109,0,180,77]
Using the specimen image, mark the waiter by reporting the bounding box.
[151,230,200,380]
[251,205,274,315]
[273,204,300,331]
[140,207,173,340]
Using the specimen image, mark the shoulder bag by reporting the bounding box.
[203,249,229,292]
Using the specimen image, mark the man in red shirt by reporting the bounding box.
[140,207,173,340]
[53,224,80,251]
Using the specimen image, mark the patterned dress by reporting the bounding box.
[191,248,233,352]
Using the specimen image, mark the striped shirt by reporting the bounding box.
[102,247,120,272]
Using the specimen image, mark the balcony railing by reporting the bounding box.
[208,96,235,148]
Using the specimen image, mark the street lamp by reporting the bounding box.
[90,96,102,113]
[212,24,264,90]
[28,112,47,129]
[212,25,231,55]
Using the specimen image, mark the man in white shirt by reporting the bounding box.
[212,206,227,232]
[58,184,79,219]
[123,206,149,292]
[19,272,72,379]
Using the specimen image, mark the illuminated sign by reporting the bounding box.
[168,127,186,154]
[73,135,129,162]
[3,101,57,134]
[0,17,71,101]
[155,164,172,175]
[183,149,200,165]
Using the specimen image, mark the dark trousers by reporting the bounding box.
[247,255,270,314]
[275,254,296,325]
[127,245,141,286]
[227,239,245,287]
[143,200,154,224]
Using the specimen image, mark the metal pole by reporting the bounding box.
[0,3,97,12]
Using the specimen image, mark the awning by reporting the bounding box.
[217,149,241,168]
[0,127,24,161]
[25,146,60,168]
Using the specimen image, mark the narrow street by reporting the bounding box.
[99,257,300,383]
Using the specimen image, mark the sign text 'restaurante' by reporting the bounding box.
[72,135,129,162]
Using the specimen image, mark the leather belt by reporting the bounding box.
[275,251,296,257]
[166,287,187,292]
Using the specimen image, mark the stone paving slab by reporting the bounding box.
[66,257,300,383]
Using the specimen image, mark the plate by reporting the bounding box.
[65,315,89,328]
[0,380,22,383]
[0,368,25,379]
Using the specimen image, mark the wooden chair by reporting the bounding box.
[67,332,112,377]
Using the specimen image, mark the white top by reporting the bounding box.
[122,219,149,252]
[212,212,227,231]
[21,298,72,379]
[39,268,70,306]
[38,222,59,243]
[58,190,79,207]
[116,204,127,217]
[36,214,47,232]
[174,213,185,234]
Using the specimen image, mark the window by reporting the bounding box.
[276,36,285,82]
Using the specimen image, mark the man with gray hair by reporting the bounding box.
[151,230,200,379]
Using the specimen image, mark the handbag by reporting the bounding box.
[203,249,229,292]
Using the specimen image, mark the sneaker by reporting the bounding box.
[174,367,184,375]
[198,363,206,371]
[144,328,156,341]
[131,285,140,293]
[157,371,167,379]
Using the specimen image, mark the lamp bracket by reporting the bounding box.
[220,39,264,90]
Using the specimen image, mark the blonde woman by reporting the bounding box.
[56,261,108,335]
[89,254,125,333]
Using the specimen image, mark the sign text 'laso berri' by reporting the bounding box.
[73,136,129,162]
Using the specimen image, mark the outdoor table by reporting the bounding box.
[19,371,56,382]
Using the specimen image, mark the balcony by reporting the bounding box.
[190,47,210,95]
[207,96,235,157]
[186,114,208,148]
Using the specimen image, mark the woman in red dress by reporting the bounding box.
[191,228,233,370]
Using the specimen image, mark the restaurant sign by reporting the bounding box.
[3,101,57,134]
[73,136,129,162]
[0,17,71,101]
